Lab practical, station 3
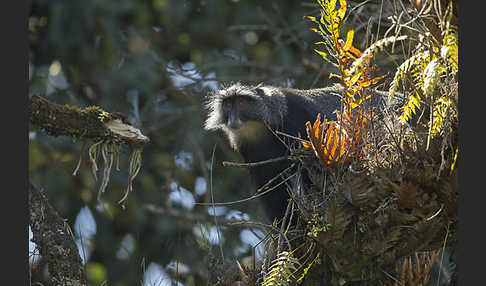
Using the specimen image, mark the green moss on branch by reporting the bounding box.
[28,95,149,146]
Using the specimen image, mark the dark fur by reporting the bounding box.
[204,83,392,222]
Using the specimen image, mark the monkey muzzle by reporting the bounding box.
[226,113,244,130]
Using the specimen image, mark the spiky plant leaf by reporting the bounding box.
[430,96,451,138]
[388,52,426,102]
[422,57,443,99]
[347,35,407,81]
[400,91,421,125]
[262,251,302,286]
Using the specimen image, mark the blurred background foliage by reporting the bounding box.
[28,0,397,284]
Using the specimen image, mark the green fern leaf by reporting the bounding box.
[442,27,458,73]
[388,51,426,103]
[400,91,421,125]
[430,96,451,138]
[348,35,407,84]
[262,251,302,286]
[422,57,443,99]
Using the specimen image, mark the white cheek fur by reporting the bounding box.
[224,120,268,150]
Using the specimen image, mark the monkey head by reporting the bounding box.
[204,83,287,150]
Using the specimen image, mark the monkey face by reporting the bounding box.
[204,83,288,141]
[221,96,258,130]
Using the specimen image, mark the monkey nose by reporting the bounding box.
[227,116,243,129]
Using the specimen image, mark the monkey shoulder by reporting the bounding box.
[277,87,342,137]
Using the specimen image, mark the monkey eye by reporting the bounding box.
[236,97,250,106]
[222,100,232,109]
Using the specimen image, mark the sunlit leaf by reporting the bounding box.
[337,0,347,21]
[450,148,458,173]
[346,71,362,89]
[343,29,354,51]
[400,91,421,124]
[301,141,312,148]
[430,96,451,138]
[314,49,330,62]
[328,73,342,80]
[86,262,107,284]
[306,16,318,23]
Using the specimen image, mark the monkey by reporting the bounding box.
[204,82,344,222]
[204,82,394,223]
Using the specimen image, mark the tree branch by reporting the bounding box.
[28,94,149,146]
[29,182,86,285]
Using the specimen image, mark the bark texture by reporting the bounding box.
[28,95,149,146]
[29,182,86,285]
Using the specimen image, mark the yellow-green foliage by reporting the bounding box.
[347,35,407,83]
[306,0,347,68]
[450,147,458,173]
[430,96,452,138]
[442,29,458,73]
[262,251,302,286]
[96,109,111,122]
[262,245,321,286]
[307,213,331,238]
[304,0,409,167]
[387,2,458,134]
[307,0,406,109]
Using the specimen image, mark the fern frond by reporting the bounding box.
[441,1,458,73]
[309,0,348,66]
[400,91,421,125]
[388,51,426,102]
[422,57,443,99]
[430,96,451,138]
[410,56,428,88]
[347,35,407,81]
[441,0,458,72]
[262,251,302,286]
[442,27,458,73]
[318,0,346,37]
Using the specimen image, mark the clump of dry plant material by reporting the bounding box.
[252,0,458,285]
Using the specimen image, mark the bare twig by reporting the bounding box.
[222,155,293,168]
[209,144,225,261]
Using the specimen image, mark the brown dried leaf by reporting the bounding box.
[392,182,423,209]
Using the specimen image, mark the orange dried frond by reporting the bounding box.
[347,45,362,58]
[301,141,312,149]
[303,107,374,167]
[340,108,373,135]
[345,108,374,158]
[343,67,385,109]
[313,113,324,142]
[343,29,354,52]
[303,112,347,166]
[341,29,363,60]
[302,113,326,149]
[337,38,362,65]
[323,121,346,164]
[349,75,385,96]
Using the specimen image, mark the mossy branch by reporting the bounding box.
[29,181,86,285]
[28,94,149,146]
[29,94,149,204]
